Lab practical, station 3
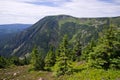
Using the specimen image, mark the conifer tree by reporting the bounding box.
[30,47,44,70]
[0,56,8,68]
[45,45,55,70]
[89,26,120,69]
[23,56,30,65]
[54,35,73,76]
[72,39,82,61]
[82,38,96,60]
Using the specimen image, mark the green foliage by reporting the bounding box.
[1,16,120,79]
[0,56,9,68]
[88,26,120,69]
[9,56,21,66]
[54,35,73,76]
[22,56,30,65]
[2,15,119,57]
[88,44,110,69]
[45,45,56,70]
[82,39,96,60]
[30,47,45,71]
[9,56,30,66]
[72,39,82,61]
[58,68,120,80]
[0,56,30,68]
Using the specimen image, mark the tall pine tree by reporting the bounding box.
[30,47,44,70]
[45,45,55,70]
[82,38,96,61]
[88,26,120,69]
[72,39,82,61]
[54,35,73,76]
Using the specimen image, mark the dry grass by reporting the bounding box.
[0,65,55,80]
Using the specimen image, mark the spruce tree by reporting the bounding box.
[72,39,82,61]
[0,56,8,68]
[23,56,30,65]
[82,39,96,60]
[88,26,120,69]
[30,47,44,70]
[45,45,55,70]
[54,35,73,76]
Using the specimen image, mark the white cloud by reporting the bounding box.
[63,0,120,17]
[114,0,120,4]
[0,0,120,24]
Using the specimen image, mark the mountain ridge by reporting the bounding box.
[0,15,120,57]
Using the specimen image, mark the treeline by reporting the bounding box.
[30,35,74,76]
[0,26,120,77]
[0,56,30,68]
[30,26,120,76]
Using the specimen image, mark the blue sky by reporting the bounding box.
[0,0,120,24]
[26,0,72,7]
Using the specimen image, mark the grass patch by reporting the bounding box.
[0,63,120,80]
[0,65,55,80]
[54,61,120,80]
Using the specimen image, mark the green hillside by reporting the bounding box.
[0,15,120,57]
[0,15,120,80]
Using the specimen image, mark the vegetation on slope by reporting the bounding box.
[0,15,120,80]
[1,15,120,57]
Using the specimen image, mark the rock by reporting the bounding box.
[13,73,17,76]
[38,77,44,80]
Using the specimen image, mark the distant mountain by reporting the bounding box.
[0,24,32,40]
[0,24,31,55]
[0,24,31,38]
[0,15,120,57]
